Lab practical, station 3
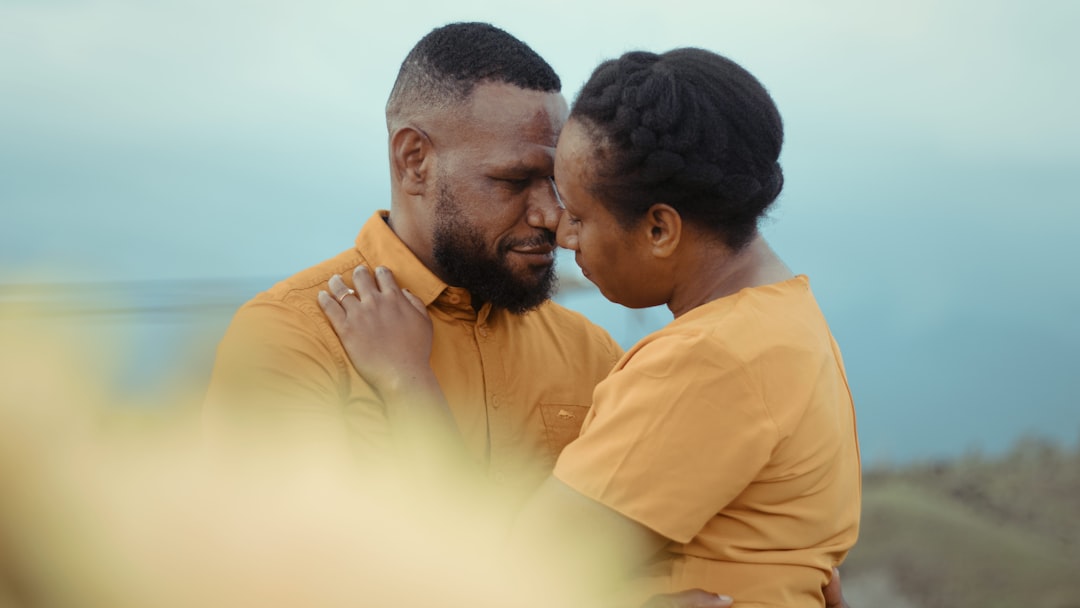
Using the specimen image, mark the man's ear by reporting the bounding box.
[644,203,682,258]
[390,126,433,196]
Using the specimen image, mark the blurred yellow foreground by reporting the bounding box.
[0,323,589,608]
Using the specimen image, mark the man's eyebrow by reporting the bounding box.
[488,162,550,176]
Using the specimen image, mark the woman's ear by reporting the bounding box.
[644,203,682,258]
[390,126,433,196]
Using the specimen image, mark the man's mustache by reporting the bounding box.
[503,230,556,251]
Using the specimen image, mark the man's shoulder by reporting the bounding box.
[252,247,366,310]
[221,246,365,352]
[209,247,367,393]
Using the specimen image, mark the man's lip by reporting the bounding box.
[509,244,556,257]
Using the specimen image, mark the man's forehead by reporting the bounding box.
[464,82,567,139]
[482,147,555,174]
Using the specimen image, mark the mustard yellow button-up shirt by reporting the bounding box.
[204,211,622,499]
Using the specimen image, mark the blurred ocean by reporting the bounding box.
[4,261,1076,466]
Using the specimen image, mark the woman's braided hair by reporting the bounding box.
[570,48,784,251]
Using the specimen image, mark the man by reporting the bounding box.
[204,22,848,608]
[204,23,617,501]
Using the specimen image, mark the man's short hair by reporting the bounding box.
[386,22,561,125]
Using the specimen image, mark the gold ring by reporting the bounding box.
[336,288,356,304]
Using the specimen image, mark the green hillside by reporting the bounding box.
[844,437,1080,608]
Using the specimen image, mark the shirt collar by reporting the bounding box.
[355,211,498,321]
[354,210,448,308]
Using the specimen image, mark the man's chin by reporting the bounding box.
[522,266,556,289]
[506,252,555,279]
[497,268,555,314]
[437,253,554,314]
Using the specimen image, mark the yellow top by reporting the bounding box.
[204,211,622,500]
[554,276,861,607]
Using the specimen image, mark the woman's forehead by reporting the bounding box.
[554,120,595,174]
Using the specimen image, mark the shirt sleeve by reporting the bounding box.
[553,331,779,544]
[202,298,380,456]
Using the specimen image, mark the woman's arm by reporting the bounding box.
[512,480,853,608]
[507,475,670,600]
[318,265,467,467]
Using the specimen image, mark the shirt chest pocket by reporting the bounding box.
[538,404,590,460]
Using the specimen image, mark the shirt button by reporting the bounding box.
[478,326,489,338]
[448,293,461,304]
[491,397,501,409]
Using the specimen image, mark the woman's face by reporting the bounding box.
[553,119,666,309]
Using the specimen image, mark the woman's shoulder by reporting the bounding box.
[626,276,834,370]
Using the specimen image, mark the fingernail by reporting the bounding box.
[717,595,733,603]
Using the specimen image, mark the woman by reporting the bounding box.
[321,48,860,607]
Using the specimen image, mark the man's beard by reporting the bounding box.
[432,185,556,314]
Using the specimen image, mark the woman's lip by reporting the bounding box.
[576,258,590,278]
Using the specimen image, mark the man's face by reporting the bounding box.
[426,83,568,313]
[432,179,555,313]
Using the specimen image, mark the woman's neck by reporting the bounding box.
[667,234,793,318]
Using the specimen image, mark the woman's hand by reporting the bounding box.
[318,265,433,401]
[320,264,468,478]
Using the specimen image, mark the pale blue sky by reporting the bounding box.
[2,0,1078,462]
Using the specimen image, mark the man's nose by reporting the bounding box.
[526,179,563,232]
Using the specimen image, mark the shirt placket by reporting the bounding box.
[473,305,509,484]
